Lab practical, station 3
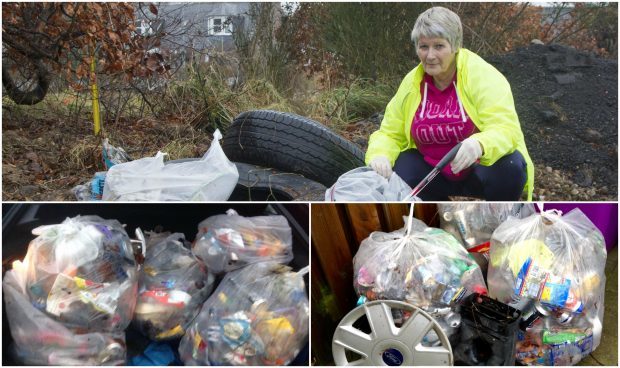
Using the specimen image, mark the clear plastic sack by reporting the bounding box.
[3,215,139,365]
[353,215,487,342]
[487,208,607,365]
[18,215,139,333]
[325,167,412,201]
[178,262,309,366]
[192,209,293,274]
[102,129,239,201]
[133,232,216,341]
[438,203,536,271]
[438,203,536,251]
[3,270,127,365]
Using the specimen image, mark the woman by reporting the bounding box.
[366,6,534,200]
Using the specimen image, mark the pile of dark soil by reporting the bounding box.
[486,44,617,200]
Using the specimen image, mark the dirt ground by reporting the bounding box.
[2,44,617,201]
[2,115,212,201]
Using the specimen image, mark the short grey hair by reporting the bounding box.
[411,7,463,51]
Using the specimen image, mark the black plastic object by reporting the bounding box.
[452,293,522,366]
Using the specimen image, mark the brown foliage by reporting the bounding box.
[2,2,163,89]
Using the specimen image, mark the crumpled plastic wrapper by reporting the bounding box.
[487,208,607,366]
[3,215,139,365]
[353,217,487,339]
[179,262,309,365]
[192,209,293,274]
[133,232,215,341]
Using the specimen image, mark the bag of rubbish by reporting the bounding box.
[192,209,293,275]
[133,232,216,341]
[102,129,239,201]
[178,262,309,366]
[353,215,487,340]
[18,215,139,332]
[325,167,412,201]
[2,215,139,365]
[353,216,487,308]
[3,270,127,365]
[486,208,607,366]
[438,203,536,270]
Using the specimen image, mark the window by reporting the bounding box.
[208,16,233,35]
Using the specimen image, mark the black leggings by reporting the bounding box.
[393,149,527,201]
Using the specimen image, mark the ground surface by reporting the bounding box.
[2,44,617,201]
[2,116,212,201]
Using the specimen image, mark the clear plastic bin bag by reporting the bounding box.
[325,167,412,201]
[178,262,309,365]
[487,208,607,365]
[3,270,127,365]
[438,203,536,251]
[16,215,139,334]
[192,209,293,274]
[353,216,487,311]
[134,232,216,341]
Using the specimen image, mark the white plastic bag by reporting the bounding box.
[487,208,607,366]
[102,129,239,201]
[325,167,412,201]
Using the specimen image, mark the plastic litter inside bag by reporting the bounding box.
[487,208,607,366]
[179,262,309,366]
[192,209,293,274]
[133,232,215,341]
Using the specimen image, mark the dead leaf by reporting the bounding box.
[149,3,158,15]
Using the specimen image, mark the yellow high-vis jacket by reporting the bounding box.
[365,48,534,200]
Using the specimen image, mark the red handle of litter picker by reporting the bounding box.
[402,142,463,201]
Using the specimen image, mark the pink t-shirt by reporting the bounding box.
[411,73,477,181]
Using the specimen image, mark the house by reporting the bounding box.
[137,2,254,63]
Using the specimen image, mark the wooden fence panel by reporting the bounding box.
[310,204,357,314]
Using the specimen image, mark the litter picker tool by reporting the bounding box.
[402,142,462,202]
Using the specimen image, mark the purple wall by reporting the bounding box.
[538,203,618,250]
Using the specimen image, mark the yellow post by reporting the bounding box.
[90,56,101,135]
